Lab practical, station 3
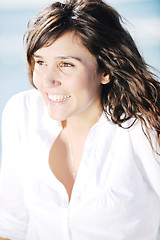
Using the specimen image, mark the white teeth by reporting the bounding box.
[48,94,70,102]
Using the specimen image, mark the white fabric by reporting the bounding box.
[0,89,160,240]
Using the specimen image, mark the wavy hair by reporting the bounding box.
[24,0,160,154]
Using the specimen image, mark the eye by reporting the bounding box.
[34,59,47,67]
[59,62,74,68]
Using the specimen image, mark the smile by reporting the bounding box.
[47,94,70,102]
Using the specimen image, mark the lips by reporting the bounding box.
[47,93,70,102]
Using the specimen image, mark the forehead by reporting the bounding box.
[34,31,97,64]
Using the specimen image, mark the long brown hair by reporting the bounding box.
[24,0,160,154]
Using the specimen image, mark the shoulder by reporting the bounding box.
[2,89,44,118]
[2,89,47,134]
[2,89,61,139]
[102,115,159,161]
[129,120,160,198]
[128,119,159,156]
[3,88,41,111]
[120,119,159,160]
[107,117,160,197]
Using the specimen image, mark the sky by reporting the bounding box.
[0,0,150,9]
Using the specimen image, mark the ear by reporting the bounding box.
[101,73,110,85]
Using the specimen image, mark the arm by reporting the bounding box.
[130,121,160,199]
[0,94,29,239]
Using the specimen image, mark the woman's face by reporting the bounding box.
[33,31,108,121]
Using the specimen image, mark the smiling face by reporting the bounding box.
[33,31,108,122]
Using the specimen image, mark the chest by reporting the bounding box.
[22,141,160,240]
[20,127,160,239]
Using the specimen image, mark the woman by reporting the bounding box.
[0,0,160,239]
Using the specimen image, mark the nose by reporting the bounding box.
[43,67,61,88]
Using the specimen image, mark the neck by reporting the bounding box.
[62,102,103,138]
[61,101,103,181]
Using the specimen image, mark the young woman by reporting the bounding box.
[0,0,160,239]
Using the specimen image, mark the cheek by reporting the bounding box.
[32,71,42,89]
[79,71,101,93]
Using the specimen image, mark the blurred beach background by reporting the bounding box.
[0,0,160,237]
[0,0,160,163]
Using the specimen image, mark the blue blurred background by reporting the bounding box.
[0,1,160,237]
[0,0,160,163]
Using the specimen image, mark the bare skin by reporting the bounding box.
[49,121,91,201]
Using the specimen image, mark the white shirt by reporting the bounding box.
[0,89,160,240]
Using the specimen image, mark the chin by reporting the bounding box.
[48,111,67,122]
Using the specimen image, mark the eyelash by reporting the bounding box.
[35,60,46,66]
[34,60,75,70]
[35,60,75,72]
[59,62,74,68]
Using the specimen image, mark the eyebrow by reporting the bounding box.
[33,54,82,62]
